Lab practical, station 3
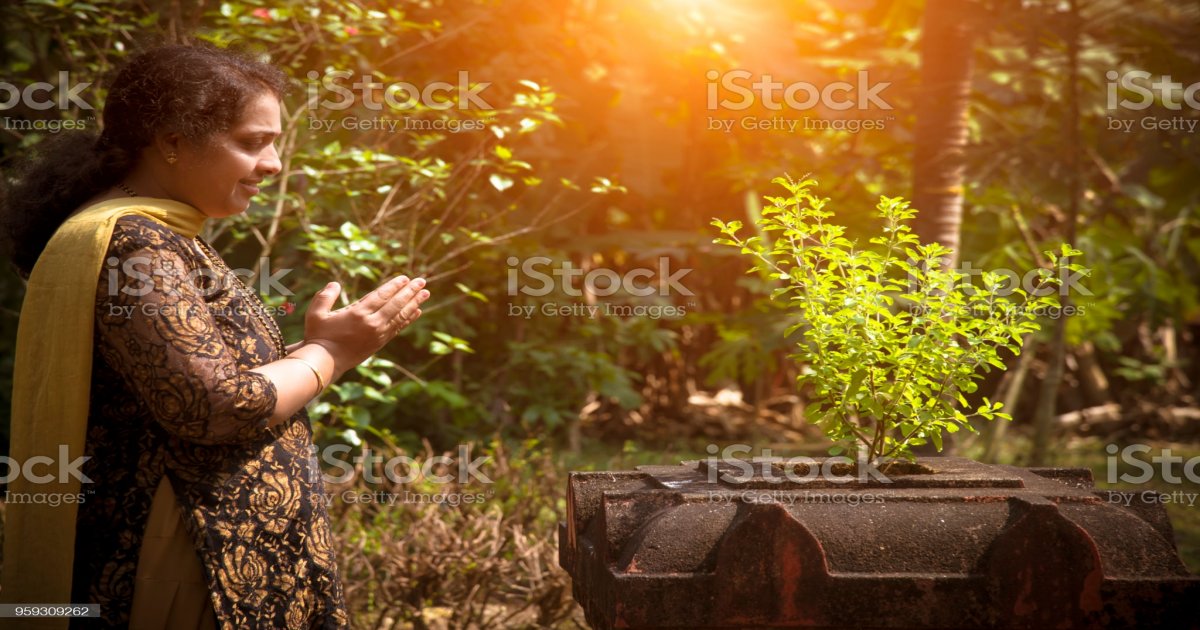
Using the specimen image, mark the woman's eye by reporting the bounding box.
[242,137,275,150]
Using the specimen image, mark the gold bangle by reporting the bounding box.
[283,356,326,397]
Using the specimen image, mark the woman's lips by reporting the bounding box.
[240,181,261,195]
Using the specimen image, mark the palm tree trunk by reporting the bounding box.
[910,0,976,456]
[911,0,976,271]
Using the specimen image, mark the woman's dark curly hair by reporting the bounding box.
[0,43,289,278]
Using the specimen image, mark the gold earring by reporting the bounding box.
[166,152,177,164]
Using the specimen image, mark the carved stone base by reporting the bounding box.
[558,457,1199,629]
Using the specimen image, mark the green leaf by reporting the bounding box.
[489,174,513,192]
[430,331,475,354]
[344,406,371,429]
[845,369,867,400]
[455,282,489,302]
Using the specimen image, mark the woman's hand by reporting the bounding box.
[301,276,429,378]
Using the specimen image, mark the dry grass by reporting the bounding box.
[328,440,583,629]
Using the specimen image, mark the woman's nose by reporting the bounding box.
[260,144,282,176]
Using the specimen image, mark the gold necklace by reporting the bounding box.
[193,237,289,357]
[115,182,288,356]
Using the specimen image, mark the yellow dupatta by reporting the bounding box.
[2,197,207,625]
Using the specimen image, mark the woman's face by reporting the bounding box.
[169,93,283,218]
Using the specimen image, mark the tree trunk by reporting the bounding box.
[1072,341,1112,407]
[911,0,976,271]
[910,0,976,456]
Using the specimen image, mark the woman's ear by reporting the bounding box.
[153,131,183,166]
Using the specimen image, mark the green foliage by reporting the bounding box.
[964,0,1200,394]
[503,341,642,430]
[714,176,1086,463]
[1,0,1190,466]
[695,292,794,388]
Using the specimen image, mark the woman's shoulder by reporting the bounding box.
[108,214,197,259]
[113,213,181,233]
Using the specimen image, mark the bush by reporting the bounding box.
[713,176,1086,463]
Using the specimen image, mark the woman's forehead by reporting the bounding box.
[234,95,282,130]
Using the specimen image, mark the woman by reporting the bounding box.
[0,45,429,628]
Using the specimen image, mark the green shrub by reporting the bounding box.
[713,176,1086,463]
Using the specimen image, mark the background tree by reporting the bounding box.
[911,0,977,270]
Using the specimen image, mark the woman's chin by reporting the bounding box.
[202,201,250,219]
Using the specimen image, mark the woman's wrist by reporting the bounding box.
[287,340,345,384]
[282,356,326,398]
[251,343,342,423]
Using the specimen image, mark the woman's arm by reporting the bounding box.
[250,342,342,427]
[96,223,288,444]
[96,220,428,440]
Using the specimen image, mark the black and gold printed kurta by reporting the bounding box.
[70,214,348,628]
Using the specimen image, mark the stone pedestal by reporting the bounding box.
[558,457,1199,629]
